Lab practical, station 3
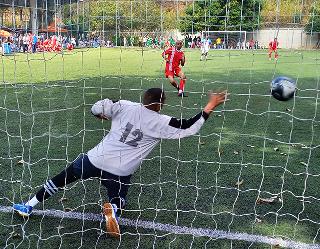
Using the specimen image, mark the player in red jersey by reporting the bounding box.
[162,40,187,97]
[67,43,74,51]
[268,38,279,60]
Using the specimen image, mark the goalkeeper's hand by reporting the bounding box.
[203,91,228,115]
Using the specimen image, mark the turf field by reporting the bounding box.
[1,47,320,249]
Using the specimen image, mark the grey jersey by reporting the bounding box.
[87,99,208,176]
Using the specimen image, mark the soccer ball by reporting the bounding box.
[271,76,296,101]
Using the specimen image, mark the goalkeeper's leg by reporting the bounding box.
[101,172,132,238]
[13,154,96,217]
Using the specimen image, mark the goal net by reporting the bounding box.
[201,31,247,49]
[1,0,320,248]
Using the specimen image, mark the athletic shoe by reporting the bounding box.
[103,202,120,238]
[13,203,33,217]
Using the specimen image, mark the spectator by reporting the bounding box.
[143,36,147,47]
[254,40,259,49]
[169,36,175,46]
[106,40,113,47]
[18,34,23,52]
[146,36,152,47]
[236,40,241,49]
[249,39,254,49]
[160,36,165,49]
[246,41,250,49]
[184,34,189,48]
[216,37,221,49]
[196,36,201,47]
[28,33,32,52]
[138,36,143,47]
[241,41,245,50]
[188,35,192,48]
[123,36,127,47]
[22,34,28,53]
[71,37,76,47]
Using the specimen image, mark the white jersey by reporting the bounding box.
[87,99,208,176]
[201,39,211,53]
[23,36,28,45]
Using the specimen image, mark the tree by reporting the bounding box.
[180,0,261,33]
[305,3,320,48]
[180,1,224,32]
[305,4,320,34]
[261,0,314,28]
[63,0,179,36]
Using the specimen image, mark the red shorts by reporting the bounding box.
[165,65,181,78]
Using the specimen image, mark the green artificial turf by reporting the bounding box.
[0,47,320,248]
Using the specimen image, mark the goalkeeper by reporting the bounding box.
[13,88,227,238]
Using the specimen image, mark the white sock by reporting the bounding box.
[178,89,183,94]
[112,203,118,213]
[25,196,39,207]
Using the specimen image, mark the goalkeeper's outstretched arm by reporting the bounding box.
[157,91,227,139]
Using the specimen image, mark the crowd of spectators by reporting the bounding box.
[1,32,263,55]
[184,34,262,50]
[1,33,78,53]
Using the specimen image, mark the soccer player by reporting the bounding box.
[13,88,227,238]
[268,37,279,60]
[200,36,211,61]
[162,40,187,97]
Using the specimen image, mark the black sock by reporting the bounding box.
[171,82,179,90]
[35,164,79,202]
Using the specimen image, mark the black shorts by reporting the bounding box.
[72,154,132,202]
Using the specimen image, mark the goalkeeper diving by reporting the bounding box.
[13,88,227,238]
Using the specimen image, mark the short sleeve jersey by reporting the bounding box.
[269,41,278,50]
[201,38,211,51]
[162,47,184,71]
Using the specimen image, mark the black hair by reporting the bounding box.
[143,88,166,106]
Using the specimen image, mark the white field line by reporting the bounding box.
[1,205,319,249]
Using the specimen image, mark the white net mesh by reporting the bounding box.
[1,0,320,248]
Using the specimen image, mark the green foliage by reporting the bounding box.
[305,4,320,33]
[261,0,313,27]
[163,9,178,31]
[63,0,179,35]
[180,1,223,32]
[180,0,261,32]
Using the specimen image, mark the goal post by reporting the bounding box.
[201,30,247,49]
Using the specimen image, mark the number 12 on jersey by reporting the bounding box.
[119,122,143,147]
